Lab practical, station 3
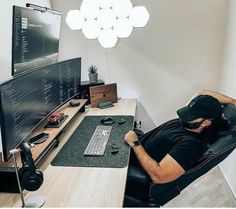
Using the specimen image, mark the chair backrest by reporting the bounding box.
[194,104,236,163]
[180,104,236,187]
[150,104,236,205]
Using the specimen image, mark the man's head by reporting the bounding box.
[177,95,223,132]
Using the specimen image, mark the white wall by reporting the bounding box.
[0,0,52,152]
[52,0,228,132]
[219,0,236,200]
[53,0,236,199]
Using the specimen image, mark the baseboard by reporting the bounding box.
[218,166,236,207]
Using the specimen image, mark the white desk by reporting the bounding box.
[3,98,136,207]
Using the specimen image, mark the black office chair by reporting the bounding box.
[124,104,236,207]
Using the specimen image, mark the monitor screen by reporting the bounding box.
[12,6,61,76]
[0,58,81,161]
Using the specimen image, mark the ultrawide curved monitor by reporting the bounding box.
[0,58,81,161]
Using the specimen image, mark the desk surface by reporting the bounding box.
[1,98,136,207]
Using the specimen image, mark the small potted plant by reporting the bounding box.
[88,65,98,84]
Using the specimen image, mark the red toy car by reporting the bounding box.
[48,112,65,125]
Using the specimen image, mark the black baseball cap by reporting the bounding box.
[177,95,222,122]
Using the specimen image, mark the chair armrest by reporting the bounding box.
[127,165,150,184]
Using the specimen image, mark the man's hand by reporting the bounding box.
[124,131,138,145]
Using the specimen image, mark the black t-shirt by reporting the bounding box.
[131,119,206,171]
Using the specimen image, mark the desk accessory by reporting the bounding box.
[111,149,119,154]
[69,100,81,107]
[28,133,49,145]
[100,116,115,125]
[47,112,65,125]
[18,142,43,192]
[98,100,114,109]
[111,144,119,154]
[88,65,98,84]
[118,119,126,125]
[45,115,69,128]
[0,139,58,193]
[77,80,104,105]
[51,115,134,168]
[84,126,112,156]
[10,143,45,207]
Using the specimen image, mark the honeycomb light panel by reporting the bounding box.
[82,19,101,39]
[97,0,114,9]
[80,0,100,19]
[97,8,116,29]
[66,0,150,48]
[113,0,133,18]
[129,6,150,28]
[113,18,133,38]
[66,10,85,30]
[98,29,118,48]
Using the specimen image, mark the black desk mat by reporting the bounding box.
[51,115,134,168]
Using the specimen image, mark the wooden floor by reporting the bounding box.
[164,166,235,207]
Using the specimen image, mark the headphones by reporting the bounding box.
[18,142,44,191]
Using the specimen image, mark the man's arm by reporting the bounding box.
[188,89,236,106]
[125,131,185,184]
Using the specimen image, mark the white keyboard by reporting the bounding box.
[84,126,112,156]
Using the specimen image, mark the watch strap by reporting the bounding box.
[130,140,141,148]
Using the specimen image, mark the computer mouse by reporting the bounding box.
[100,117,115,125]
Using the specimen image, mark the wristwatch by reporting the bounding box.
[130,140,141,148]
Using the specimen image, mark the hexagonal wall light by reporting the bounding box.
[112,0,133,18]
[82,19,101,39]
[98,29,118,48]
[66,0,150,48]
[66,10,85,30]
[129,6,150,28]
[113,18,133,38]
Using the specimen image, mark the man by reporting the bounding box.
[125,89,236,185]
